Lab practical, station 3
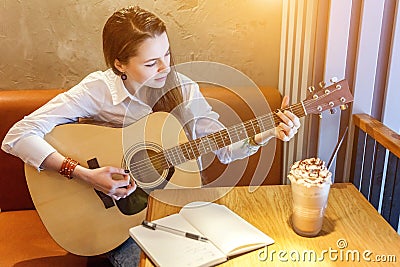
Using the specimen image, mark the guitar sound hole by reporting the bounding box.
[116,146,175,215]
[130,148,175,191]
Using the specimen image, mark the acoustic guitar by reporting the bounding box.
[25,79,353,255]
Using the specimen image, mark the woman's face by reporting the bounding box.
[116,32,171,90]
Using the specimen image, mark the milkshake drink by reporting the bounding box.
[288,158,332,237]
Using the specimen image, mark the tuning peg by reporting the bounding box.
[330,108,337,114]
[308,86,315,93]
[340,104,348,111]
[318,113,323,119]
[330,77,338,83]
[319,81,326,88]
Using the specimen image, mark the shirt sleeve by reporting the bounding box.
[1,81,105,170]
[180,76,260,165]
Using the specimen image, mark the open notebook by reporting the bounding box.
[129,201,274,267]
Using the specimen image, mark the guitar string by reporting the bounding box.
[129,92,330,173]
[128,101,326,179]
[129,111,294,180]
[127,107,292,170]
[128,102,305,170]
[128,86,343,179]
[127,106,300,179]
[128,91,338,178]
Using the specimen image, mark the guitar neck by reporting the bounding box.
[162,102,306,166]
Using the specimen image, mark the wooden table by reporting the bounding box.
[139,183,400,266]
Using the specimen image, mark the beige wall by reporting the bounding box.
[0,0,282,90]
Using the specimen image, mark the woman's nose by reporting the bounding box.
[157,59,168,72]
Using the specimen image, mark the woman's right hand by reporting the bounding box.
[73,165,137,200]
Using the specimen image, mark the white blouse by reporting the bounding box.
[2,69,259,170]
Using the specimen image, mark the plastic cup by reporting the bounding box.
[290,178,331,237]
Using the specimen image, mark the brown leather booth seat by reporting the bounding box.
[0,86,282,266]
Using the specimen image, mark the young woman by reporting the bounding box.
[2,6,300,266]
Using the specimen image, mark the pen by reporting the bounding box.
[142,220,209,242]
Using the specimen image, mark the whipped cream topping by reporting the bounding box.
[288,158,332,187]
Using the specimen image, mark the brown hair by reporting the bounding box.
[103,6,186,121]
[103,6,166,76]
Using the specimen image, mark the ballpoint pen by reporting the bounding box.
[142,220,209,242]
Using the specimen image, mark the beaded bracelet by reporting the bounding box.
[59,157,80,179]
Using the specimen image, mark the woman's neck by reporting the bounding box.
[123,79,147,101]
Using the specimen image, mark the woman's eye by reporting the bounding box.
[145,62,156,67]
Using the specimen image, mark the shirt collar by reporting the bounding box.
[109,70,150,108]
[106,69,135,105]
[111,75,132,105]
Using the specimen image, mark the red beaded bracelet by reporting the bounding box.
[59,157,79,179]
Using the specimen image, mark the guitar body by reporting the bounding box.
[25,112,201,256]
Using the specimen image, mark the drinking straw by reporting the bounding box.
[327,126,349,170]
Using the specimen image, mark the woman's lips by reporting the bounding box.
[154,76,167,82]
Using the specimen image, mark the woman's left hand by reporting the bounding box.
[274,95,301,141]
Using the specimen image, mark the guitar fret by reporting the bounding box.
[199,139,206,154]
[300,101,307,116]
[191,139,201,158]
[175,146,185,165]
[200,137,207,154]
[216,129,231,149]
[228,126,237,143]
[272,113,281,127]
[223,129,231,147]
[170,148,179,166]
[191,142,199,158]
[169,149,177,166]
[245,118,261,137]
[257,116,266,133]
[231,124,245,143]
[205,135,214,151]
[167,147,180,166]
[216,131,223,148]
[238,124,247,141]
[199,137,207,154]
[180,143,192,161]
[189,140,200,159]
[299,102,307,117]
[206,137,213,152]
[250,119,258,137]
[218,130,226,148]
[166,148,175,166]
[209,134,218,151]
[163,149,173,167]
[199,136,217,154]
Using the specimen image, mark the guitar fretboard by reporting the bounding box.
[159,102,306,168]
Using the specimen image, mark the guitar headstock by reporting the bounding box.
[303,78,353,116]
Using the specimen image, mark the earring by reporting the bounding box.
[121,73,127,80]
